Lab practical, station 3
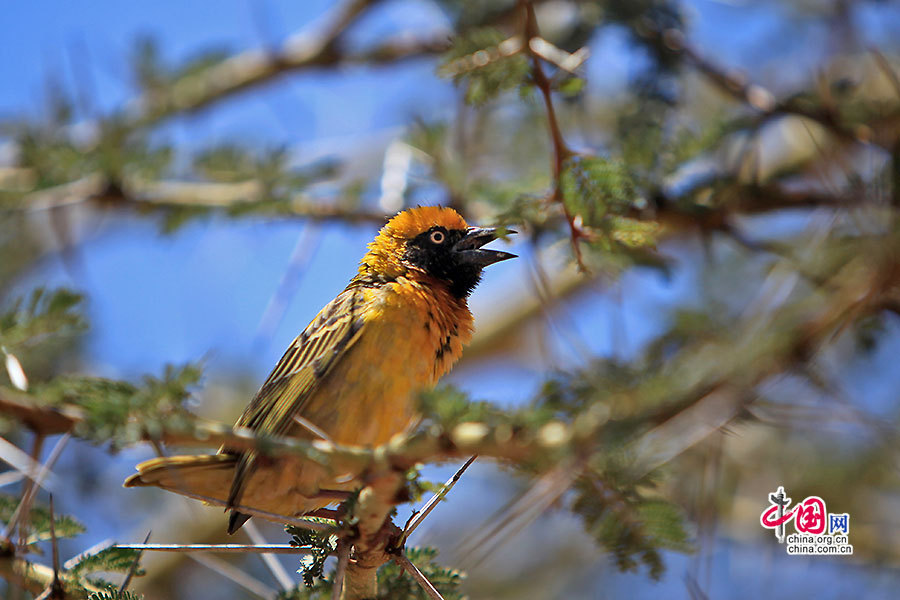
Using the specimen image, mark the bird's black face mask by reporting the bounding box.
[405,226,516,298]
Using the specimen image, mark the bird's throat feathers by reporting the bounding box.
[362,274,474,384]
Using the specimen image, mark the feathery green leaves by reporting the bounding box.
[287,521,339,588]
[33,362,201,448]
[0,494,86,544]
[0,288,86,350]
[439,28,529,105]
[378,547,466,600]
[571,480,692,580]
[70,547,146,578]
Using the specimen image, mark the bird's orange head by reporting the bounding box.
[358,206,515,297]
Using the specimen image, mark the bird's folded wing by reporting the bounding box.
[225,285,367,508]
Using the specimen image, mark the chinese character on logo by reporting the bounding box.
[794,496,826,534]
[760,486,794,543]
[829,513,850,535]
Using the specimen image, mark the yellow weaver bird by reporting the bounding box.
[124,206,515,533]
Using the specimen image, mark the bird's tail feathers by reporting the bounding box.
[123,454,237,505]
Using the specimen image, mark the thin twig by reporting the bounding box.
[457,463,580,568]
[331,540,350,600]
[63,538,115,570]
[46,495,62,599]
[125,0,385,129]
[0,472,24,488]
[255,224,323,347]
[3,433,73,541]
[659,27,876,146]
[48,495,60,575]
[33,495,63,600]
[520,0,584,269]
[393,553,444,600]
[871,48,900,100]
[119,530,151,593]
[10,172,392,222]
[439,36,524,78]
[14,433,44,550]
[0,435,51,489]
[115,543,316,554]
[527,37,589,74]
[398,455,477,547]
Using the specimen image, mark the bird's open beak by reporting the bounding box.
[454,227,517,267]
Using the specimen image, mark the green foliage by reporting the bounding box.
[70,546,145,578]
[144,144,343,232]
[418,384,504,428]
[404,465,443,503]
[196,145,339,193]
[659,118,733,175]
[286,522,339,587]
[439,28,529,105]
[33,363,201,448]
[562,157,631,223]
[562,157,631,222]
[377,547,465,600]
[559,155,659,261]
[132,35,229,94]
[278,546,464,600]
[0,494,86,544]
[193,145,265,183]
[490,194,554,232]
[9,104,172,193]
[558,76,586,98]
[418,384,565,451]
[0,288,86,350]
[571,480,692,580]
[277,584,331,600]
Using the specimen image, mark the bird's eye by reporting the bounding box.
[429,230,446,244]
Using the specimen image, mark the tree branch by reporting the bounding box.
[0,551,105,600]
[126,0,385,129]
[658,28,899,148]
[340,472,403,600]
[521,0,584,268]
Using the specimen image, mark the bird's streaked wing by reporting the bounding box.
[225,285,366,513]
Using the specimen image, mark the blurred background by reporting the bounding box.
[2,0,900,598]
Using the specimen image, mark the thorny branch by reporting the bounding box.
[654,26,900,148]
[520,0,585,269]
[393,553,444,600]
[8,172,390,223]
[125,0,439,130]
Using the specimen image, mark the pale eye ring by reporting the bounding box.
[429,230,446,244]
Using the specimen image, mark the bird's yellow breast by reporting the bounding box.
[294,276,473,446]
